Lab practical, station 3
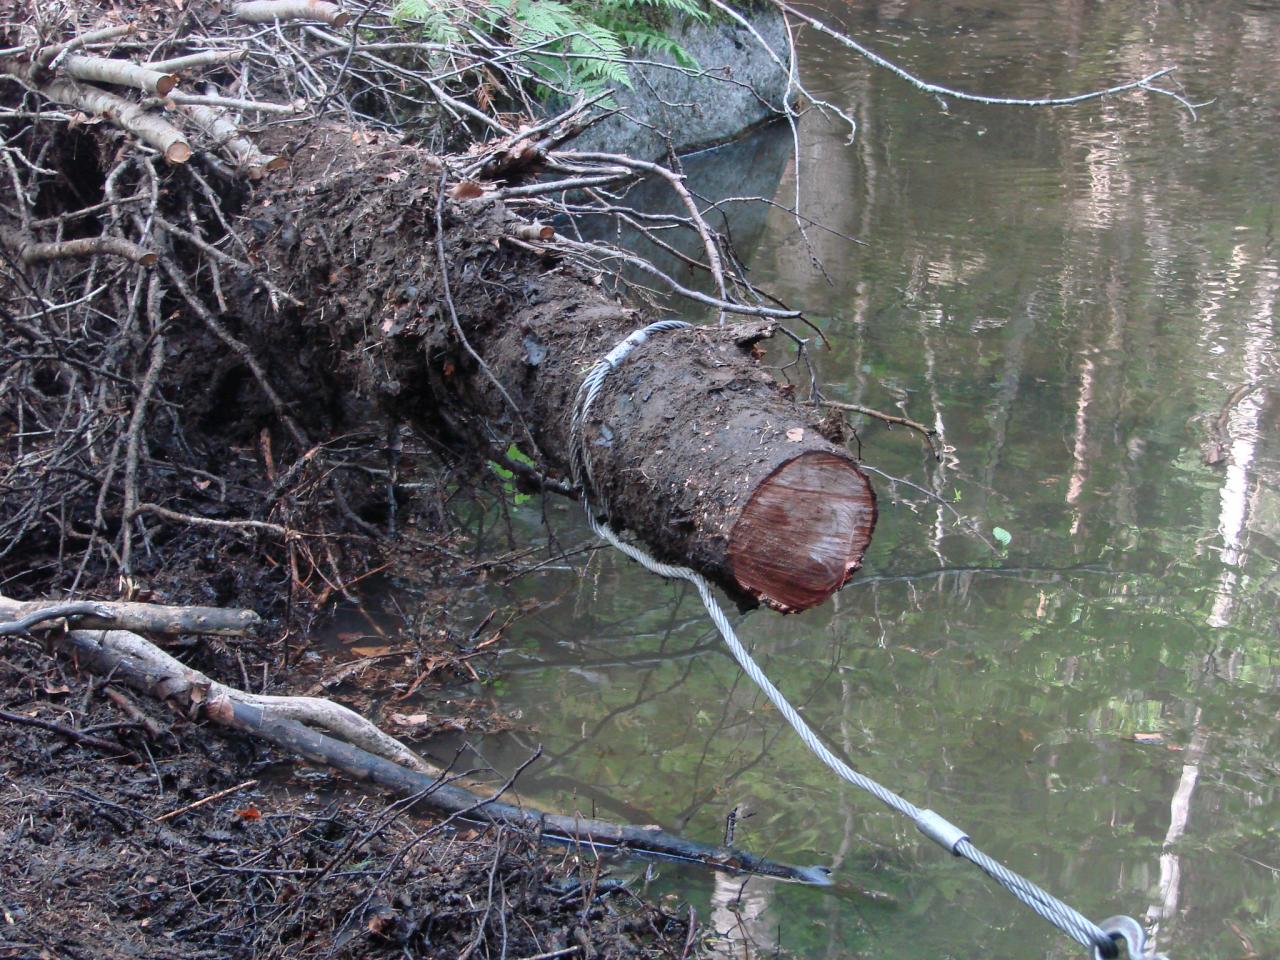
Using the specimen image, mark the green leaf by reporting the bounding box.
[992,526,1013,547]
[505,443,535,467]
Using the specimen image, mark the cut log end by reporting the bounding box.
[727,452,877,613]
[165,140,192,164]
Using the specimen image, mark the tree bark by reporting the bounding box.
[247,125,876,611]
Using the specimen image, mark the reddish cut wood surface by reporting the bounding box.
[727,452,877,612]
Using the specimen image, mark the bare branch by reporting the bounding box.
[35,24,137,68]
[40,79,191,163]
[14,234,157,266]
[775,1,1191,114]
[144,49,247,73]
[0,708,139,758]
[129,501,293,539]
[0,596,261,636]
[166,92,299,115]
[61,54,178,96]
[176,101,287,175]
[234,0,352,28]
[820,399,940,459]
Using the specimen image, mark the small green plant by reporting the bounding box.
[488,443,535,505]
[394,0,707,97]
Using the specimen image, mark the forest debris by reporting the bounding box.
[155,778,259,822]
[0,642,693,958]
[26,606,833,886]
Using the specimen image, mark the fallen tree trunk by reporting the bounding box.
[2,5,874,613]
[245,126,876,612]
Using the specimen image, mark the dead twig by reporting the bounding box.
[155,778,259,822]
[819,399,940,459]
[0,707,139,759]
[102,684,166,739]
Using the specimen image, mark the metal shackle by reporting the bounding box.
[1092,915,1168,960]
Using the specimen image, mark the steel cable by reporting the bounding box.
[569,321,1161,960]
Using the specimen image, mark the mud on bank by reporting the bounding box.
[0,612,693,960]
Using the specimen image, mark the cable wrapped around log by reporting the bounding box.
[248,126,876,612]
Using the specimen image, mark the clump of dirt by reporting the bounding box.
[0,639,691,960]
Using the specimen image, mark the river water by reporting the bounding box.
[381,2,1280,957]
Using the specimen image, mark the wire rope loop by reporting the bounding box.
[1094,916,1169,960]
[570,319,691,504]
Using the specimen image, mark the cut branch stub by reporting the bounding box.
[43,79,191,163]
[178,102,286,177]
[727,452,876,611]
[20,235,157,266]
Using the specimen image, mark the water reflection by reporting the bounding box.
[390,1,1280,957]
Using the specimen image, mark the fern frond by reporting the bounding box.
[394,0,706,97]
[392,0,466,44]
[619,26,700,70]
[513,0,582,43]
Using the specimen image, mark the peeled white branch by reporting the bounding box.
[233,0,351,27]
[167,92,299,115]
[0,597,260,635]
[146,50,247,73]
[176,101,287,177]
[35,24,137,68]
[61,54,178,95]
[42,79,191,163]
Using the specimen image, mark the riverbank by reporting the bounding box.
[0,571,693,959]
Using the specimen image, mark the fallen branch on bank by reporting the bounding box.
[0,596,830,884]
[0,596,261,635]
[0,594,431,773]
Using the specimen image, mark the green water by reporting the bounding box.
[414,3,1280,957]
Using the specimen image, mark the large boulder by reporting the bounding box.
[569,5,795,158]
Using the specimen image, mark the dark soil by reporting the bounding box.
[0,632,692,960]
